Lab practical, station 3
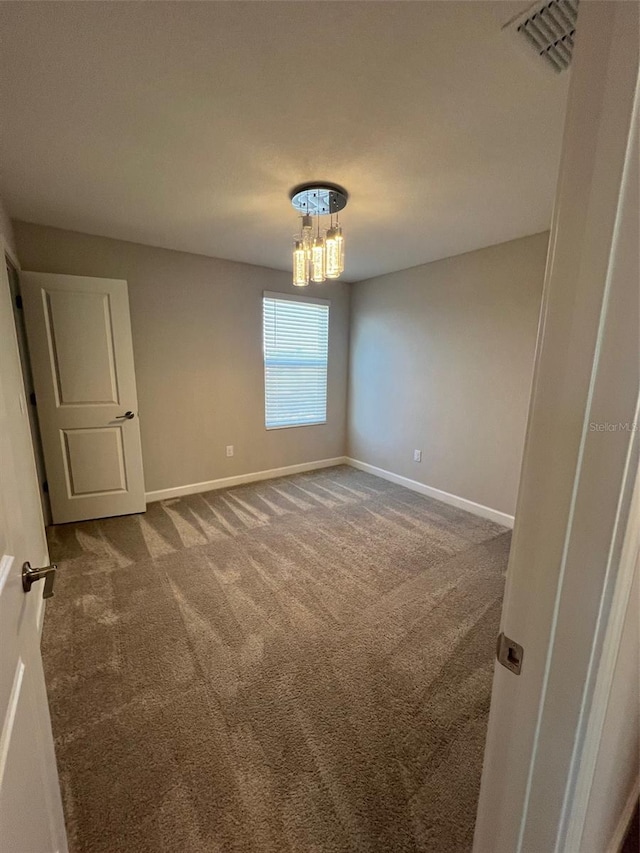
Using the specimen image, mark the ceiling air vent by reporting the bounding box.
[507,0,578,73]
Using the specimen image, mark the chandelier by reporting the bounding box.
[290,183,348,286]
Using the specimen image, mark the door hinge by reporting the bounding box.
[29,391,36,406]
[42,480,49,494]
[15,293,23,309]
[496,632,524,675]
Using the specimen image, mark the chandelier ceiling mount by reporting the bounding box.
[290,183,348,216]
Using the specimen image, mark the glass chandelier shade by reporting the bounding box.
[325,226,344,279]
[290,184,347,287]
[301,214,313,257]
[292,239,309,287]
[311,236,326,282]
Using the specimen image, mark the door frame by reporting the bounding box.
[564,465,639,851]
[2,236,49,636]
[474,2,639,851]
[4,246,51,528]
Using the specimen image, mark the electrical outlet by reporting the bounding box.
[226,445,234,457]
[413,449,422,462]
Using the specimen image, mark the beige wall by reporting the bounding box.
[348,232,548,516]
[13,219,546,510]
[13,221,349,494]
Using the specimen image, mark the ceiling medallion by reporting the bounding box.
[290,183,348,286]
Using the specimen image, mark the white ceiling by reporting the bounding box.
[0,1,569,282]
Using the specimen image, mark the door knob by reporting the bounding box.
[22,562,57,599]
[115,411,135,420]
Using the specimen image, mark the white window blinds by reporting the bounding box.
[263,293,329,429]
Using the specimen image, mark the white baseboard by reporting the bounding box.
[607,777,639,853]
[146,455,515,528]
[145,456,348,502]
[345,457,515,528]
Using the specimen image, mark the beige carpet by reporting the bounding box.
[43,465,509,853]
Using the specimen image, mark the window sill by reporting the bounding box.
[265,421,327,431]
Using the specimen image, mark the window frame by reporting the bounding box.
[262,290,330,431]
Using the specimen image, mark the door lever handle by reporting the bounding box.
[115,411,135,420]
[22,561,57,599]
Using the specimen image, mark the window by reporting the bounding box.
[263,292,329,429]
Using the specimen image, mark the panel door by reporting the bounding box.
[21,273,145,523]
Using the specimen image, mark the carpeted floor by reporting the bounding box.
[43,465,510,853]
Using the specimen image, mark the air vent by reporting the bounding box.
[508,0,578,73]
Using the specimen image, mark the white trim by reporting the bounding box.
[146,456,515,529]
[145,456,348,502]
[564,462,640,851]
[345,457,514,528]
[607,778,639,853]
[265,420,327,431]
[557,69,640,853]
[263,290,330,306]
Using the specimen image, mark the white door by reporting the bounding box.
[21,273,145,524]
[0,246,68,852]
